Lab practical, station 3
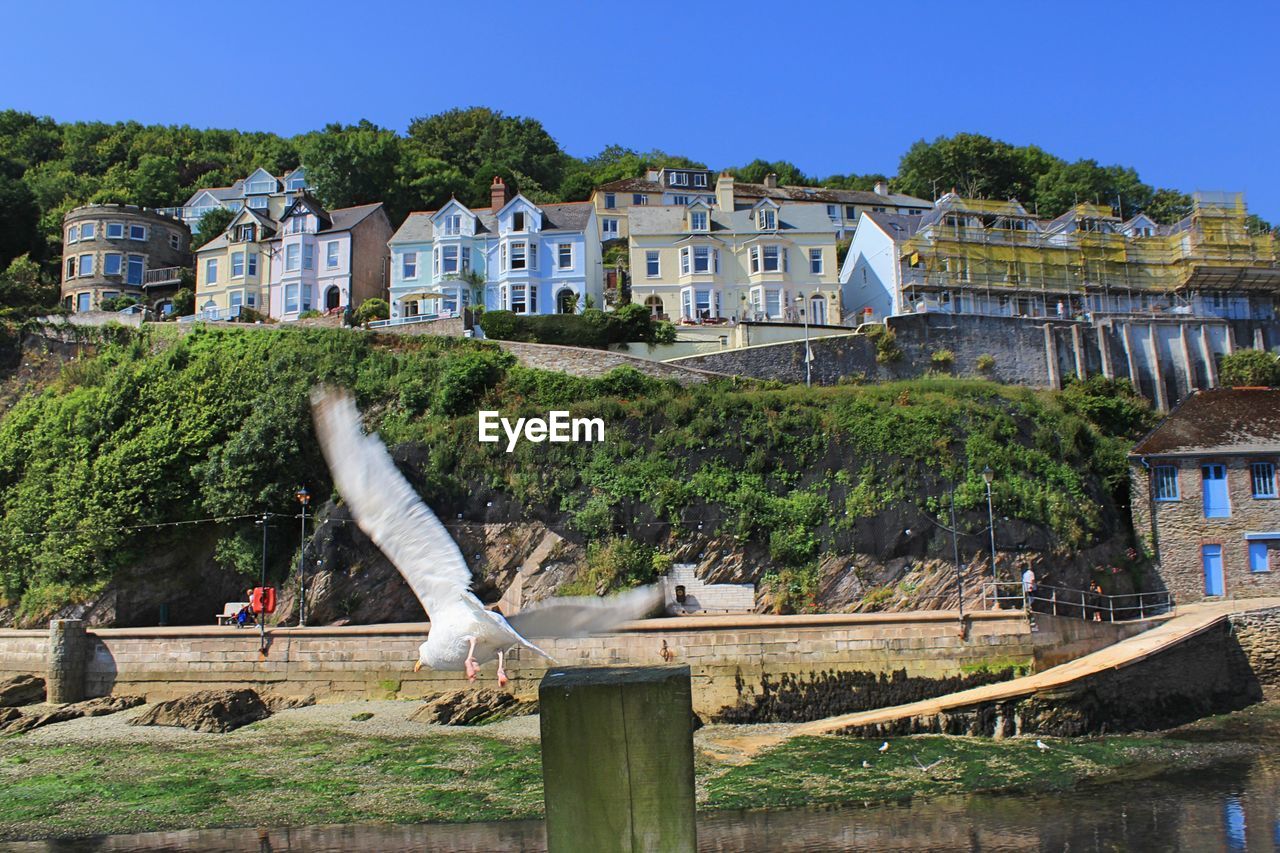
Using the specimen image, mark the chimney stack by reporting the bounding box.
[490,176,510,210]
[715,172,735,212]
[763,173,778,189]
[874,179,889,197]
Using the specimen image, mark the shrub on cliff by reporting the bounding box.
[478,305,664,348]
[1219,348,1280,388]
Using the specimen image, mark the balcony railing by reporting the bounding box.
[143,267,185,287]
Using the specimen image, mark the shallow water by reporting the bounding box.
[3,744,1277,852]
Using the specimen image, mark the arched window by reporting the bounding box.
[644,295,664,317]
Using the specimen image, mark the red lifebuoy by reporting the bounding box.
[251,587,277,614]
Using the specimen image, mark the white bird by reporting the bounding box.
[861,760,871,768]
[311,388,662,688]
[1036,740,1050,751]
[878,741,890,753]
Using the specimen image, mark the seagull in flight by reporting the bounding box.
[311,388,661,687]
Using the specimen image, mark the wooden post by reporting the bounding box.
[540,665,696,853]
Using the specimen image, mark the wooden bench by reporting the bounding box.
[216,602,250,626]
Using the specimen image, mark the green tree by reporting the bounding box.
[300,120,403,214]
[896,133,1059,204]
[1219,349,1280,387]
[171,287,195,317]
[1144,188,1194,225]
[1033,160,1152,220]
[0,158,40,269]
[193,207,235,249]
[728,159,811,185]
[0,254,56,309]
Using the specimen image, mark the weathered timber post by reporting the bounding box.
[539,665,696,853]
[47,618,87,704]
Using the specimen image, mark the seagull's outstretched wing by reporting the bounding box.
[506,584,663,639]
[311,387,474,618]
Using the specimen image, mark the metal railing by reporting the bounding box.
[365,312,445,329]
[179,305,243,324]
[980,581,1174,622]
[143,266,185,286]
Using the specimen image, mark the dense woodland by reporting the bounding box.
[0,107,1272,310]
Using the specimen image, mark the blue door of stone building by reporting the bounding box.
[1202,544,1224,596]
[1202,464,1230,518]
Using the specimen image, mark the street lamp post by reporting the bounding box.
[257,512,268,651]
[982,466,997,583]
[296,486,311,627]
[794,293,811,387]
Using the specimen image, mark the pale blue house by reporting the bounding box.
[387,178,603,325]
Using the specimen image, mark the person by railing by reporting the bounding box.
[980,580,1173,622]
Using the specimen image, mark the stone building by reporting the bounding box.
[61,204,192,314]
[1130,387,1280,602]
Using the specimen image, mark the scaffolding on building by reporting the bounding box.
[898,192,1280,316]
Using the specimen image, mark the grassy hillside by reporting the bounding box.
[0,324,1152,624]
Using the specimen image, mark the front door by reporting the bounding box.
[1202,544,1224,596]
[325,286,341,311]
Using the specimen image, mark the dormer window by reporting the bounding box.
[512,211,525,232]
[690,210,708,232]
[443,214,462,236]
[236,224,255,242]
[693,173,708,188]
[757,208,777,230]
[288,177,306,191]
[671,172,688,186]
[247,179,274,194]
[633,194,648,206]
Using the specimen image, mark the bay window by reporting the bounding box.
[442,245,459,274]
[303,242,315,271]
[79,254,93,276]
[231,252,245,278]
[247,254,258,277]
[285,283,299,313]
[103,253,122,276]
[763,246,780,272]
[285,243,300,272]
[126,255,143,286]
[510,242,527,270]
[693,246,712,273]
[680,247,690,275]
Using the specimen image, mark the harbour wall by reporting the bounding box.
[0,611,1145,716]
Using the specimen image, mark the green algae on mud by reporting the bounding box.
[0,702,1274,841]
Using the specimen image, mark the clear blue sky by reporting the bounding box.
[2,1,1277,222]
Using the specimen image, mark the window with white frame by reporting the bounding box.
[1153,464,1179,501]
[79,254,93,276]
[245,290,257,307]
[206,258,219,284]
[604,193,616,209]
[633,194,648,206]
[693,246,713,274]
[443,214,461,236]
[672,195,689,206]
[230,291,243,309]
[757,208,776,230]
[303,243,315,271]
[126,256,143,285]
[749,246,760,274]
[826,204,840,222]
[103,253,122,276]
[557,243,572,270]
[285,283,299,313]
[442,245,459,274]
[65,257,76,279]
[231,252,245,278]
[247,253,257,277]
[809,248,823,274]
[67,225,79,243]
[765,288,781,318]
[671,172,688,186]
[500,243,507,271]
[512,211,526,232]
[680,247,690,275]
[301,283,313,313]
[285,244,300,272]
[646,251,660,278]
[762,246,780,272]
[461,246,471,273]
[1252,462,1277,498]
[403,251,418,279]
[530,243,538,270]
[326,242,339,269]
[845,205,858,220]
[106,223,124,239]
[690,210,708,231]
[81,222,96,240]
[693,173,707,187]
[129,224,147,241]
[510,242,527,270]
[248,197,268,209]
[247,178,274,194]
[602,218,619,239]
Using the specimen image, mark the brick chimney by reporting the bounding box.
[763,173,778,189]
[715,172,735,211]
[874,179,890,197]
[490,176,510,210]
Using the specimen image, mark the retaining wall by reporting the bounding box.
[0,611,1141,715]
[1231,605,1280,691]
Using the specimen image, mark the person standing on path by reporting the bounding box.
[1021,567,1037,611]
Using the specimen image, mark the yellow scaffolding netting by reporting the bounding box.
[900,192,1279,299]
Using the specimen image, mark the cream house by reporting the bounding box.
[628,198,841,326]
[193,207,277,319]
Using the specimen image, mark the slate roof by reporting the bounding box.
[628,201,837,236]
[388,201,593,243]
[732,182,931,209]
[1130,388,1280,457]
[861,210,925,242]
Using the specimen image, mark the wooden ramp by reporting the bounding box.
[702,598,1279,758]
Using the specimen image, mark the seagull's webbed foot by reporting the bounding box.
[497,650,508,688]
[464,636,478,682]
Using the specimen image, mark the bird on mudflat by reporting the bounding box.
[879,741,890,753]
[1036,740,1051,752]
[311,388,662,688]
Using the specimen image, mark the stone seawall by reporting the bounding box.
[1231,606,1280,692]
[494,340,725,385]
[0,611,1139,716]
